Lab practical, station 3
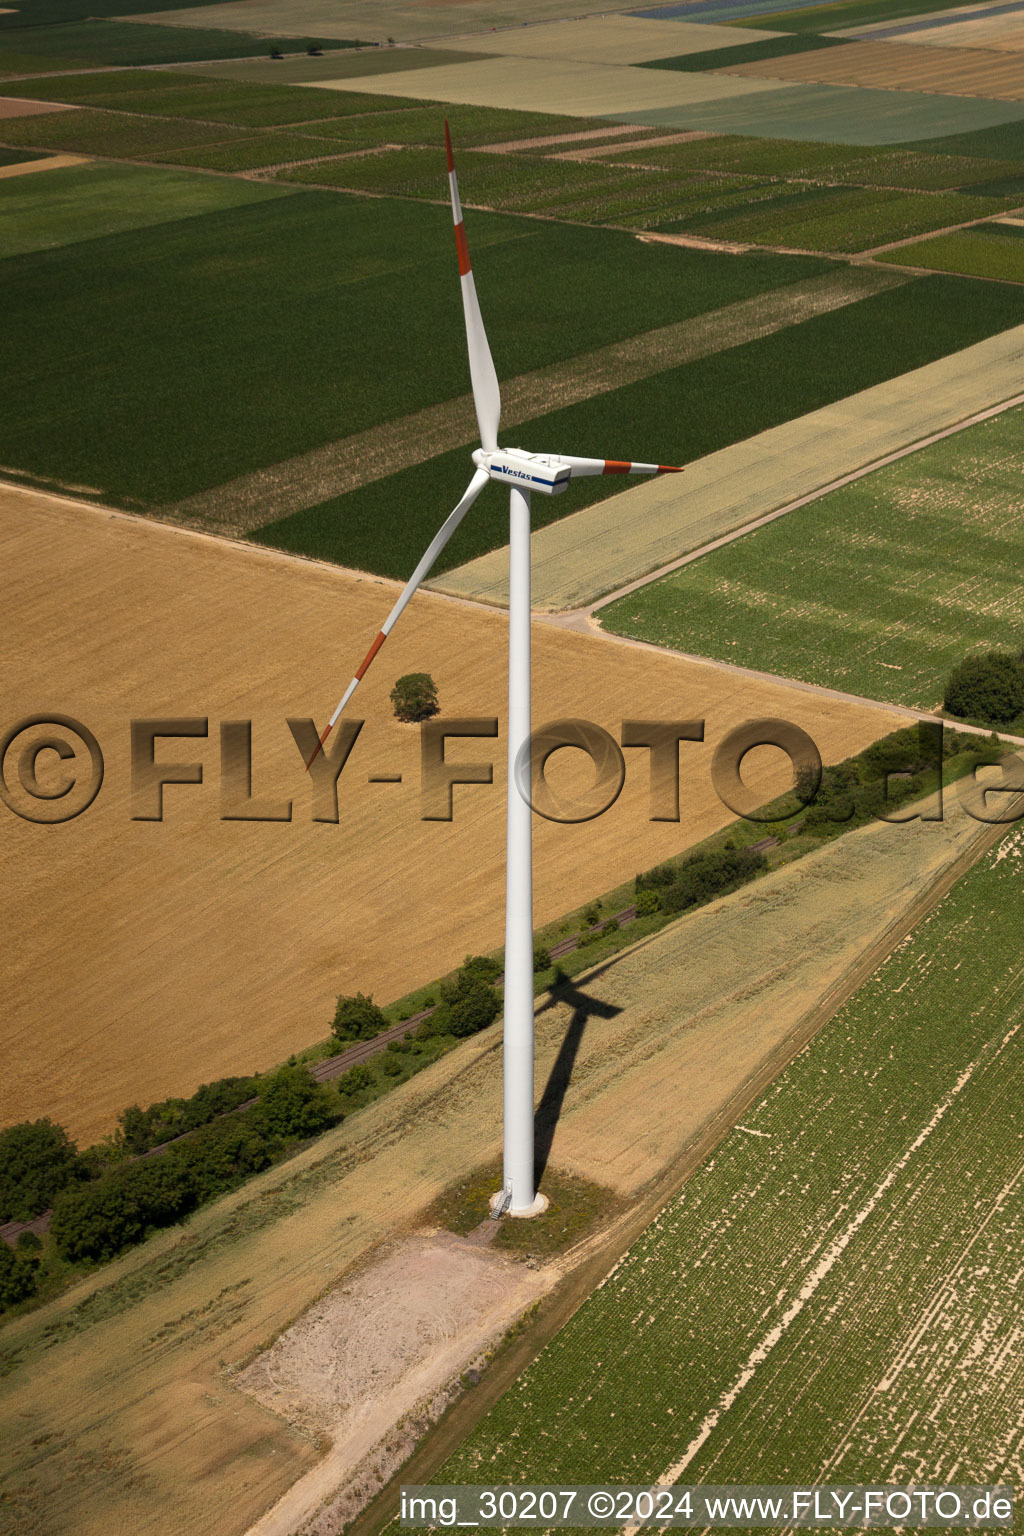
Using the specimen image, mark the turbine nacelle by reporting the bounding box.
[472,447,572,497]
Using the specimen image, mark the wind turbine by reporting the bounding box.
[308,124,682,1216]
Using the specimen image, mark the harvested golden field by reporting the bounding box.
[0,484,904,1144]
[0,792,991,1536]
[720,38,1024,99]
[302,55,789,116]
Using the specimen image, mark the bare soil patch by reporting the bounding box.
[238,1232,553,1536]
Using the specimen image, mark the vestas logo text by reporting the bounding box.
[493,465,535,482]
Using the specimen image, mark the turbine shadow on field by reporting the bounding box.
[533,970,622,1187]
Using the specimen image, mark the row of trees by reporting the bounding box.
[635,845,768,915]
[0,1066,340,1298]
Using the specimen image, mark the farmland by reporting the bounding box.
[0,781,996,1536]
[880,221,1024,280]
[4,3,1024,1531]
[254,273,1024,580]
[0,161,293,257]
[0,482,907,1144]
[600,400,1024,711]
[0,18,349,72]
[417,824,1024,1493]
[0,179,838,509]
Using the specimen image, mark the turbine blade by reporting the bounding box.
[307,467,490,770]
[561,455,685,478]
[445,122,501,453]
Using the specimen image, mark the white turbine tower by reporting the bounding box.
[309,124,682,1216]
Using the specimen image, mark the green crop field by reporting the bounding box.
[293,102,596,147]
[0,70,420,124]
[597,133,1024,193]
[0,160,293,258]
[639,32,850,71]
[277,144,675,213]
[0,108,254,157]
[0,0,233,25]
[657,184,1012,253]
[600,401,1024,712]
[253,271,1024,579]
[151,131,348,172]
[0,198,829,509]
[0,148,47,167]
[415,823,1024,1493]
[0,19,345,72]
[880,224,1024,281]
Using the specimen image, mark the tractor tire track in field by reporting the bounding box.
[343,806,1014,1536]
[162,265,909,536]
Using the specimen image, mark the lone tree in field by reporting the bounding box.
[390,673,439,723]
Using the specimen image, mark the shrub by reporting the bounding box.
[602,918,620,937]
[390,672,439,722]
[0,1243,39,1311]
[434,962,502,1039]
[0,1119,86,1222]
[636,889,660,916]
[339,1063,374,1095]
[460,954,502,983]
[582,902,601,927]
[332,992,387,1044]
[171,1115,273,1203]
[15,1230,42,1253]
[533,943,552,972]
[577,928,599,947]
[443,980,501,1038]
[255,1066,337,1140]
[381,1054,404,1078]
[944,649,1024,726]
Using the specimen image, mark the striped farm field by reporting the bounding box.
[254,273,1024,580]
[419,823,1024,1494]
[653,183,1011,251]
[600,399,1024,712]
[720,38,1024,100]
[0,107,255,158]
[0,193,830,510]
[150,132,353,172]
[596,131,1024,190]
